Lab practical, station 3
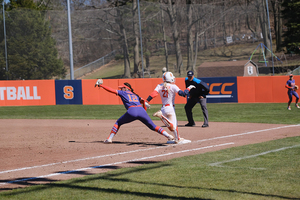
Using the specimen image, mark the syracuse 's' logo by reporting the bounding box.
[63,86,74,99]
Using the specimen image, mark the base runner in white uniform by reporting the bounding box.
[146,72,194,144]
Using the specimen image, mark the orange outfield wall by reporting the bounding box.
[237,75,300,103]
[0,80,56,106]
[0,76,296,106]
[82,78,187,105]
[83,76,299,105]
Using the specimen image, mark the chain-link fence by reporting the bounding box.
[65,50,118,79]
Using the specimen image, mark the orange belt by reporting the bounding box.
[163,104,174,107]
[128,105,142,109]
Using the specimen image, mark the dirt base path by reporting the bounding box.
[1,119,299,191]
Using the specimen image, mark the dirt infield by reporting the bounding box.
[0,119,299,191]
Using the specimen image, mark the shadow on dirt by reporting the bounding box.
[69,140,168,147]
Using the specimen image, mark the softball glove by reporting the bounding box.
[95,79,103,87]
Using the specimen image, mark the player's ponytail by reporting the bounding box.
[124,82,142,101]
[124,82,133,92]
[163,82,170,93]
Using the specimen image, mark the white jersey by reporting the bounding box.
[154,82,180,107]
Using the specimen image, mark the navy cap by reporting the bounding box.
[187,71,194,76]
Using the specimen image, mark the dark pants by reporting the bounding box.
[288,90,299,104]
[185,97,208,125]
[117,106,157,130]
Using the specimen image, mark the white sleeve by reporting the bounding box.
[154,83,163,92]
[172,84,181,93]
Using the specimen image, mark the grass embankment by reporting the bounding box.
[81,41,299,79]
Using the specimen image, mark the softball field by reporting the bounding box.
[1,119,299,192]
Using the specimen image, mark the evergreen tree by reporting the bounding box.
[282,0,300,54]
[0,0,65,80]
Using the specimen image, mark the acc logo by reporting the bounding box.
[63,86,74,99]
[208,83,235,95]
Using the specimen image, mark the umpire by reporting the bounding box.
[184,71,210,127]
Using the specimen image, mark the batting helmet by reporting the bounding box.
[163,72,175,83]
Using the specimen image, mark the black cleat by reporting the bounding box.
[185,123,195,127]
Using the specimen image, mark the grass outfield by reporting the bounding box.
[0,103,299,124]
[0,103,299,199]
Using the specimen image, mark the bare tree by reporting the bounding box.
[270,0,283,52]
[186,0,193,72]
[222,1,227,45]
[46,0,276,78]
[244,0,259,39]
[258,0,271,57]
[160,1,169,71]
[99,1,131,78]
[117,8,131,78]
[132,0,140,76]
[164,0,184,74]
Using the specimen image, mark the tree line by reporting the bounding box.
[0,0,299,80]
[0,0,65,80]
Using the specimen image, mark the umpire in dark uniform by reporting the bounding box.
[184,71,210,127]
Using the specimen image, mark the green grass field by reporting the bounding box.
[0,103,299,199]
[0,103,299,124]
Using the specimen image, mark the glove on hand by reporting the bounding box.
[183,89,189,95]
[183,85,196,95]
[145,102,151,109]
[95,79,103,87]
[187,85,196,90]
[295,85,299,91]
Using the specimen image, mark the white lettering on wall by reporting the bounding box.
[17,86,26,100]
[7,87,16,100]
[26,86,33,100]
[0,86,41,101]
[33,86,41,100]
[0,87,6,100]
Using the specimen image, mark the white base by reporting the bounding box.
[167,139,191,144]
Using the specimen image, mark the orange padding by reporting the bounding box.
[0,80,56,106]
[82,76,300,105]
[237,76,299,103]
[82,78,187,105]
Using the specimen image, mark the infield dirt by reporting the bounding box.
[0,119,299,191]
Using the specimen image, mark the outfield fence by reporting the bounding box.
[0,75,298,106]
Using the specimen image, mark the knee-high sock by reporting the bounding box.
[107,124,119,140]
[155,126,172,138]
[159,114,180,140]
[158,114,174,131]
[172,127,180,140]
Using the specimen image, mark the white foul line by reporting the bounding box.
[0,147,167,175]
[209,144,300,167]
[0,142,234,185]
[195,124,300,143]
[1,124,299,176]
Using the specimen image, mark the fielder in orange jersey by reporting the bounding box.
[94,79,175,143]
[146,72,194,144]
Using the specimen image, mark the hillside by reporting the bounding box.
[79,41,300,79]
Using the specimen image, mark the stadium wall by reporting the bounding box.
[0,76,298,106]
